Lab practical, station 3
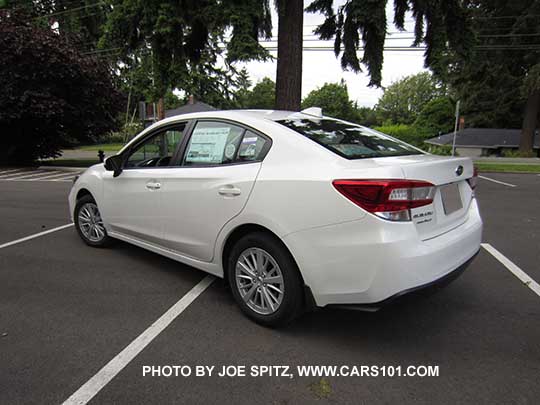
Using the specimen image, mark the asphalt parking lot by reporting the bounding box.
[1,169,539,404]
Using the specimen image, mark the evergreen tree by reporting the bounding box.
[448,0,540,152]
[307,0,473,87]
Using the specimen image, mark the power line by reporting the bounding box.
[33,1,105,20]
[472,14,540,20]
[477,33,540,38]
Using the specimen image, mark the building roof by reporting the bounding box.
[165,101,216,117]
[425,128,540,149]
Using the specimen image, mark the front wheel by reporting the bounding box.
[74,195,112,247]
[228,232,304,327]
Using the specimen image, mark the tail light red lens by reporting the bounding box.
[467,167,478,190]
[332,179,435,221]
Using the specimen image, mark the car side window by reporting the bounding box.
[237,130,268,162]
[125,124,186,168]
[183,121,245,166]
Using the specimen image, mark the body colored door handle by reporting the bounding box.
[146,181,161,190]
[218,186,241,197]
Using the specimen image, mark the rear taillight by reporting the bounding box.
[332,179,435,222]
[467,167,478,191]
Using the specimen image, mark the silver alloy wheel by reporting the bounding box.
[78,202,106,243]
[235,247,285,315]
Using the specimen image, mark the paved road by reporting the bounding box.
[0,173,538,404]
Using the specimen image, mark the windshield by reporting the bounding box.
[276,118,423,159]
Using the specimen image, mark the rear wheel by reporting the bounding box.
[228,232,304,326]
[74,195,112,247]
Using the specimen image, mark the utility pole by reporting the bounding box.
[452,100,461,157]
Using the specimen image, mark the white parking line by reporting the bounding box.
[478,175,517,188]
[51,175,78,182]
[4,170,52,180]
[14,171,76,181]
[0,169,32,178]
[482,243,540,297]
[62,275,215,405]
[0,169,26,175]
[0,223,74,250]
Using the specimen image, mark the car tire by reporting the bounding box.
[228,232,304,327]
[74,194,112,248]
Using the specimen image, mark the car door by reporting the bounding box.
[101,122,189,245]
[159,120,271,261]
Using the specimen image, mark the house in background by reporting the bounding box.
[165,95,216,118]
[140,95,216,127]
[425,128,540,157]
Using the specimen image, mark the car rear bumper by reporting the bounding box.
[326,250,478,312]
[283,198,483,307]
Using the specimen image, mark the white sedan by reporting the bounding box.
[69,109,482,326]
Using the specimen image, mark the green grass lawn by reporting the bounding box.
[475,162,540,173]
[78,143,124,152]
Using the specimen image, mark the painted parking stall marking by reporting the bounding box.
[482,243,540,297]
[62,275,215,405]
[18,171,74,180]
[0,168,82,182]
[0,223,74,250]
[5,170,53,180]
[0,168,29,176]
[0,169,35,179]
[478,175,517,188]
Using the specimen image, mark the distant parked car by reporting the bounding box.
[69,109,482,326]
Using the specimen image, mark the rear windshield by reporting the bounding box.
[276,118,423,159]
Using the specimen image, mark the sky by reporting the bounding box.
[239,1,427,108]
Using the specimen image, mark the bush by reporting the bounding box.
[0,10,122,164]
[374,124,428,147]
[501,149,537,158]
[424,145,455,156]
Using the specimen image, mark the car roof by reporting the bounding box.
[151,109,336,126]
[120,109,341,154]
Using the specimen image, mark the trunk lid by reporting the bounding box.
[341,154,475,240]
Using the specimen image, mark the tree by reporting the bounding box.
[164,90,183,110]
[100,0,272,118]
[413,97,455,136]
[307,0,473,87]
[447,0,540,153]
[355,106,379,127]
[245,77,276,109]
[302,80,357,121]
[520,64,540,152]
[10,0,110,50]
[375,72,446,125]
[275,0,303,110]
[232,68,253,108]
[0,10,122,164]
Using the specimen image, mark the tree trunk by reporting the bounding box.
[519,89,540,153]
[275,0,303,111]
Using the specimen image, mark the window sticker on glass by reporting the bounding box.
[186,127,230,163]
[242,136,258,144]
[224,143,236,159]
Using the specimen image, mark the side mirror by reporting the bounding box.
[104,155,123,177]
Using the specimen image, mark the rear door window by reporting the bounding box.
[276,118,422,159]
[237,131,268,162]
